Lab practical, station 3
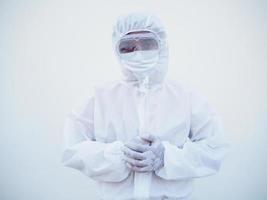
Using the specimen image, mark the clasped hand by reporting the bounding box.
[121,134,165,173]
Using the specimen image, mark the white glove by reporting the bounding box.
[122,134,165,172]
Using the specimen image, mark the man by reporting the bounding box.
[62,12,229,200]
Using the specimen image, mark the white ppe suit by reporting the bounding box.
[62,13,229,200]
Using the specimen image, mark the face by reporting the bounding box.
[116,31,161,73]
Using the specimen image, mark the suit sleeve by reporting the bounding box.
[155,92,229,181]
[61,96,131,182]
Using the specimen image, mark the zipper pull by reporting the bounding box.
[138,76,149,95]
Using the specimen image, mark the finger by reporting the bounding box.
[142,150,156,160]
[140,134,156,143]
[132,136,150,145]
[130,165,152,173]
[125,142,150,153]
[125,161,152,172]
[123,156,147,167]
[122,146,145,160]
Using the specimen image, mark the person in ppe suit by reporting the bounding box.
[61,12,229,200]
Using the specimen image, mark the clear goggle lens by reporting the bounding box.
[118,35,159,54]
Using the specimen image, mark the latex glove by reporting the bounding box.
[122,134,165,172]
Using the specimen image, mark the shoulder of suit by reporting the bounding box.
[165,79,207,98]
[93,80,122,91]
[92,80,126,98]
[164,79,191,95]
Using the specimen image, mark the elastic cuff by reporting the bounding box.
[154,141,185,179]
[104,141,124,163]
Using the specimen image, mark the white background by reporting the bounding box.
[1,0,266,199]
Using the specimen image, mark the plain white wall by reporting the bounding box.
[1,0,266,199]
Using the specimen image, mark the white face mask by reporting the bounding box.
[120,49,160,72]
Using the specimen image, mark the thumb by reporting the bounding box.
[140,134,156,143]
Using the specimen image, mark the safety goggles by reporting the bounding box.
[117,32,159,54]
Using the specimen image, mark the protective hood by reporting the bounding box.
[112,12,169,89]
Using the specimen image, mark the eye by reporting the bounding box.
[120,47,134,54]
[120,48,128,53]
